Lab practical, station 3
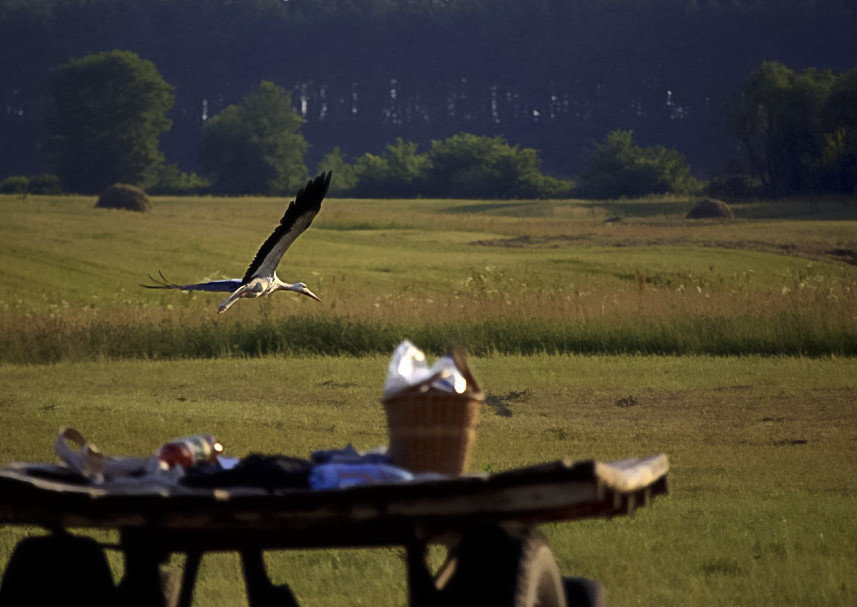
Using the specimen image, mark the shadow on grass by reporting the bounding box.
[581,196,857,221]
[585,199,696,218]
[733,197,857,221]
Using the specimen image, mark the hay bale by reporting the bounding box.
[95,183,151,212]
[686,198,734,219]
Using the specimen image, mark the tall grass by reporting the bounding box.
[2,194,855,363]
[2,308,854,363]
[3,258,855,363]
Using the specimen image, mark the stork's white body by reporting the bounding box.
[217,274,318,314]
[143,172,331,313]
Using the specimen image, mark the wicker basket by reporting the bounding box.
[383,385,484,475]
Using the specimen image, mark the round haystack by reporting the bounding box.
[686,198,734,219]
[95,183,151,212]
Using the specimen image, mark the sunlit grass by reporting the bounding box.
[2,193,855,604]
[1,355,855,605]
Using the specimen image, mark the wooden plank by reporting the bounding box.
[594,454,669,493]
[0,455,669,549]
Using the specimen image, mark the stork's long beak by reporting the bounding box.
[300,286,321,302]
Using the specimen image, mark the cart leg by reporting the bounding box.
[116,530,175,607]
[177,551,202,607]
[406,541,439,607]
[240,548,299,607]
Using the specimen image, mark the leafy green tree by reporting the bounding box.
[726,61,836,195]
[316,147,357,195]
[28,173,63,194]
[425,133,568,198]
[352,138,429,197]
[0,176,29,194]
[149,164,209,195]
[352,153,389,195]
[343,133,569,198]
[0,174,62,195]
[822,67,857,193]
[199,81,307,195]
[47,50,174,193]
[384,138,430,191]
[578,130,698,198]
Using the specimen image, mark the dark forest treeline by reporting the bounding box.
[1,0,856,182]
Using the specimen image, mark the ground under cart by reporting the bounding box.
[0,454,668,607]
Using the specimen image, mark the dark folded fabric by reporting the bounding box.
[181,454,312,490]
[311,444,391,465]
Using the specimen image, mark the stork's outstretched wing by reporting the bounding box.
[141,271,242,293]
[241,171,332,284]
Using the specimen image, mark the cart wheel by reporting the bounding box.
[564,576,606,607]
[440,527,568,607]
[0,533,115,606]
[513,531,568,607]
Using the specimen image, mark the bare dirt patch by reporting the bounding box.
[614,394,640,407]
[774,438,809,446]
[485,389,531,417]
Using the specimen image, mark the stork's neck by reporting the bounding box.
[274,277,321,302]
[273,275,297,292]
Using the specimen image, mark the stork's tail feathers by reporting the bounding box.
[141,270,182,290]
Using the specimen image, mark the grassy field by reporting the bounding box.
[0,355,855,605]
[0,194,856,361]
[0,193,856,605]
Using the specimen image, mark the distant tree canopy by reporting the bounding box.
[198,81,307,195]
[727,61,857,196]
[149,164,209,195]
[0,174,61,195]
[578,130,699,198]
[316,147,358,195]
[47,50,174,193]
[339,133,570,198]
[426,134,570,198]
[2,0,853,183]
[351,138,430,197]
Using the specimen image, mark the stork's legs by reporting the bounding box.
[218,285,249,314]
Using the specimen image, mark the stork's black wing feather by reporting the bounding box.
[241,171,332,284]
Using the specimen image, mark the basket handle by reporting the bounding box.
[449,346,484,398]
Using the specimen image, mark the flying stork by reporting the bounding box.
[143,171,332,314]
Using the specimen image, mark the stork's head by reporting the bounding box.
[291,282,321,302]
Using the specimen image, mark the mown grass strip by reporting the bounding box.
[2,314,855,364]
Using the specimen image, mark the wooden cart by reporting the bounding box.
[0,454,668,607]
